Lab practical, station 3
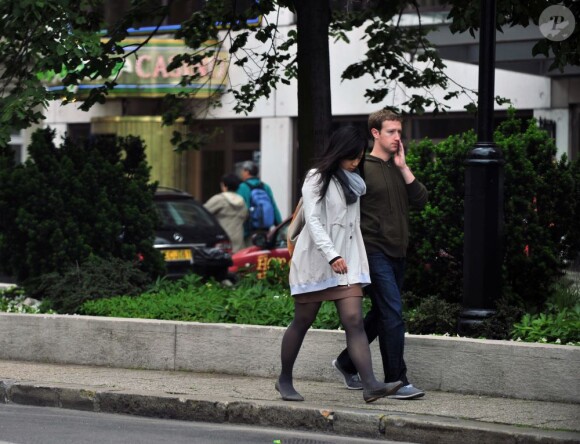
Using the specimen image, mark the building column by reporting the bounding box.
[260,117,293,219]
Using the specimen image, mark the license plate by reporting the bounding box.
[162,249,193,262]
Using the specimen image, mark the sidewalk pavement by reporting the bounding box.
[1,360,578,443]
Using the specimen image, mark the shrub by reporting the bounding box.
[511,306,580,345]
[478,297,526,340]
[405,109,580,318]
[510,278,579,345]
[80,271,295,325]
[498,116,579,312]
[0,129,165,288]
[31,255,152,314]
[0,286,50,314]
[405,132,471,305]
[404,295,461,335]
[80,262,372,330]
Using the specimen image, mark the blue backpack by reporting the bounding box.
[248,182,275,230]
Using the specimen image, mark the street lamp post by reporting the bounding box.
[458,0,505,335]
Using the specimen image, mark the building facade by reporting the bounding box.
[14,5,579,220]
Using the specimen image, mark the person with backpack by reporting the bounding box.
[237,160,282,244]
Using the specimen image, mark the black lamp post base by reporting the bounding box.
[458,308,496,337]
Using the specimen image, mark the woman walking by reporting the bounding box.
[276,126,403,403]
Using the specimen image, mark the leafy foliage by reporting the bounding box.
[405,110,580,316]
[405,131,472,303]
[81,262,372,330]
[5,1,575,150]
[333,3,470,115]
[511,277,580,345]
[447,0,580,73]
[80,267,297,325]
[33,255,152,314]
[512,307,580,345]
[478,296,526,340]
[2,261,574,344]
[404,294,461,335]
[0,128,164,286]
[0,286,51,314]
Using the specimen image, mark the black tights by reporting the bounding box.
[278,296,382,395]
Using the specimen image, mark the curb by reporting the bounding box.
[2,381,578,444]
[2,314,578,404]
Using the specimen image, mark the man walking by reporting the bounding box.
[332,110,428,400]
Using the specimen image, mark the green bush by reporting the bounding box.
[405,109,580,317]
[0,129,165,287]
[405,132,470,304]
[478,297,526,340]
[80,270,295,325]
[0,286,50,314]
[80,262,372,330]
[404,295,461,335]
[511,278,580,345]
[512,306,580,345]
[31,255,152,314]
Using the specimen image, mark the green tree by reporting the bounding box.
[1,1,578,180]
[0,128,164,284]
[405,110,580,314]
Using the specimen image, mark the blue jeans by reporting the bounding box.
[336,252,409,385]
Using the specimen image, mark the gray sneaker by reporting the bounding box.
[388,384,425,400]
[332,359,363,390]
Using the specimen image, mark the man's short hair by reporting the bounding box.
[368,109,403,133]
[242,160,259,177]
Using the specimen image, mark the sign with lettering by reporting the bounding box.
[41,39,229,98]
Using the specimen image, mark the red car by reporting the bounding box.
[229,218,291,277]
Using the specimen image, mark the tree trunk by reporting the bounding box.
[293,0,332,186]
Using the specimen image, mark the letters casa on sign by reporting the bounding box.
[41,38,229,98]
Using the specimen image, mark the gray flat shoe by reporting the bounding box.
[363,380,404,403]
[275,381,304,402]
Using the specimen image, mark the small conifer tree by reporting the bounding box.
[0,128,165,287]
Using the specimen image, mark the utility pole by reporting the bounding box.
[459,0,505,335]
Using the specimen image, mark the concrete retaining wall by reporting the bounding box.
[1,313,578,403]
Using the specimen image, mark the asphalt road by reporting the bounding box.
[0,404,412,444]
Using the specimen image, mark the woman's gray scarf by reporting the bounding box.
[335,168,366,205]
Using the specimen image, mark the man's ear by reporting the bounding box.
[370,128,379,139]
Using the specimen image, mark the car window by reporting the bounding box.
[273,220,289,248]
[156,200,216,228]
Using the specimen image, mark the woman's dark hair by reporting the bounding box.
[311,125,368,199]
[222,173,242,191]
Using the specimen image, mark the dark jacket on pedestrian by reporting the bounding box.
[360,154,428,258]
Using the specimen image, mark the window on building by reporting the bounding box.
[409,110,533,144]
[233,122,260,143]
[410,115,474,143]
[193,120,260,201]
[538,118,556,140]
[67,123,92,143]
[167,0,205,25]
[201,150,225,201]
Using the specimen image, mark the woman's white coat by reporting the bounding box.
[289,169,370,296]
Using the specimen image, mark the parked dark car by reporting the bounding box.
[154,187,233,281]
